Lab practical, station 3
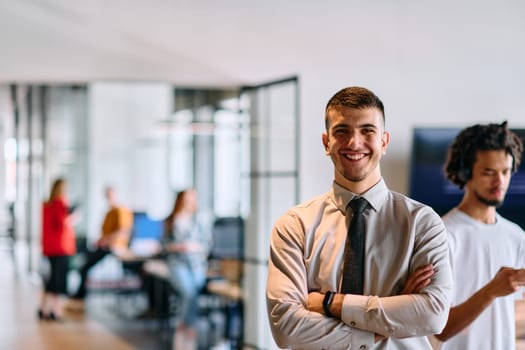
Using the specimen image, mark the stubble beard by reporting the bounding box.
[474,190,504,208]
[346,172,367,183]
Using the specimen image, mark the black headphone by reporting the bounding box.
[457,149,472,184]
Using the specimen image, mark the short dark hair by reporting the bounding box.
[325,86,385,130]
[444,121,523,189]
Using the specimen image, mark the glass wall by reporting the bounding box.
[0,85,88,274]
[241,77,299,350]
[167,89,243,221]
[0,80,299,350]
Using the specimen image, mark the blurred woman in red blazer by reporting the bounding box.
[38,178,77,321]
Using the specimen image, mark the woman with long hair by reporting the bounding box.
[39,178,77,321]
[163,189,211,349]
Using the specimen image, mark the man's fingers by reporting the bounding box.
[416,278,432,290]
[401,264,435,294]
[513,268,525,284]
[412,264,434,277]
[410,265,435,282]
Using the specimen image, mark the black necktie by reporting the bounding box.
[341,197,368,294]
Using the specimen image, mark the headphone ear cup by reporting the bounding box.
[457,152,471,183]
[465,168,471,179]
[458,167,471,183]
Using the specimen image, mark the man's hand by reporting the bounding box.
[307,291,324,314]
[485,267,525,298]
[436,267,525,342]
[96,236,110,248]
[401,264,434,294]
[374,334,386,342]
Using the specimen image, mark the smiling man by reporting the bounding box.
[432,122,525,350]
[266,86,452,349]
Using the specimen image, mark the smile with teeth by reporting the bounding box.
[345,153,365,160]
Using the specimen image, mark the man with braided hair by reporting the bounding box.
[435,121,525,350]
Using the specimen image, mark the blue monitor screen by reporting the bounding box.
[131,212,163,240]
[409,128,525,230]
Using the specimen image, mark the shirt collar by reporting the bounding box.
[330,178,389,214]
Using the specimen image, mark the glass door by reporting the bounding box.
[240,77,299,350]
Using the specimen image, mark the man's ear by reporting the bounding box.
[381,131,390,155]
[322,133,330,155]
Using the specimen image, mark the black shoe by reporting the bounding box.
[48,312,64,323]
[37,309,46,321]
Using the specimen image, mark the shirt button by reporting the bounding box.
[359,345,367,350]
[350,321,356,326]
[388,329,394,334]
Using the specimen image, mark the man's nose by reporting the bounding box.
[494,172,507,185]
[348,131,363,148]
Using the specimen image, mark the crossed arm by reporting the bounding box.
[318,264,525,343]
[267,225,451,349]
[307,264,436,342]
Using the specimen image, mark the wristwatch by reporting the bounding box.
[323,291,336,317]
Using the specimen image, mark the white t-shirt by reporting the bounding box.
[441,208,525,350]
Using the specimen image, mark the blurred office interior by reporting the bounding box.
[0,80,299,349]
[2,1,525,349]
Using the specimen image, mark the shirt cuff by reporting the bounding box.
[341,294,376,349]
[341,294,369,328]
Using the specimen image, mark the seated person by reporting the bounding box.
[69,186,133,309]
[163,189,211,350]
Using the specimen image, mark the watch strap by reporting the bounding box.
[322,291,336,317]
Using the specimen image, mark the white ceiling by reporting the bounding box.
[3,0,525,198]
[0,0,335,87]
[2,1,524,90]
